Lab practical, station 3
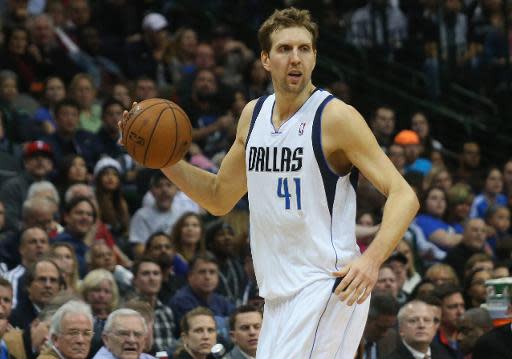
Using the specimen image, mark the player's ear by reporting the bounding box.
[261,51,271,71]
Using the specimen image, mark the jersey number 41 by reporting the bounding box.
[277,177,302,210]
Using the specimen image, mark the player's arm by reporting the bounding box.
[159,101,256,216]
[323,100,420,304]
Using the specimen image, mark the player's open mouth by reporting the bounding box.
[288,71,302,78]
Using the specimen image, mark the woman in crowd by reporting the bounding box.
[33,76,66,134]
[414,187,463,257]
[69,73,102,133]
[463,268,492,309]
[446,183,474,233]
[174,307,217,359]
[484,205,510,252]
[396,239,422,294]
[470,166,507,219]
[50,242,80,293]
[171,212,206,263]
[57,154,89,199]
[93,157,130,240]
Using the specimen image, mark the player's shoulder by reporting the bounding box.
[323,97,363,126]
[236,99,260,142]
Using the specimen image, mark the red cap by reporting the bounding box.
[23,141,53,159]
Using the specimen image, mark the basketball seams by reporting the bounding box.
[142,106,167,166]
[162,105,179,167]
[124,102,168,146]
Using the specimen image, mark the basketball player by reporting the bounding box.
[122,8,419,358]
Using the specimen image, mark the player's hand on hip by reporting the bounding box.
[332,255,379,306]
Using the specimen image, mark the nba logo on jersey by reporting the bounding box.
[298,122,306,135]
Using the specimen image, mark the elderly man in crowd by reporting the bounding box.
[38,300,94,359]
[93,308,152,359]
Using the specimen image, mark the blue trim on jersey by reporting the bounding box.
[245,96,268,149]
[312,94,337,215]
[350,167,359,191]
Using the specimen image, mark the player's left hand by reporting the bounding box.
[332,254,380,306]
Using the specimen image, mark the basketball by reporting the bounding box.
[122,98,192,169]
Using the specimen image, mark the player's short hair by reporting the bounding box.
[180,307,215,335]
[229,304,262,330]
[367,293,400,320]
[258,7,319,54]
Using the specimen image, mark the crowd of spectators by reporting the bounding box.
[0,1,511,359]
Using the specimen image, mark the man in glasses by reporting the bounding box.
[45,300,94,359]
[94,309,149,359]
[384,300,450,359]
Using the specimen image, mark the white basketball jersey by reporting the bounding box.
[245,89,361,300]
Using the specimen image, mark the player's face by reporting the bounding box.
[261,26,316,95]
[231,312,262,356]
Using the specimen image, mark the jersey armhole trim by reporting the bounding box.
[245,96,268,149]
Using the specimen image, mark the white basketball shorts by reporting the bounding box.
[256,277,370,359]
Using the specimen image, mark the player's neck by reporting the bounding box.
[273,84,316,126]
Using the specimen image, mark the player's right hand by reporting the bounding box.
[118,102,138,145]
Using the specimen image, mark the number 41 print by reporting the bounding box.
[277,177,302,210]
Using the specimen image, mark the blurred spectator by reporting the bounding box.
[463,268,492,309]
[80,269,120,358]
[424,167,453,193]
[211,24,254,90]
[0,140,54,230]
[111,83,131,110]
[0,26,48,94]
[26,14,81,82]
[227,305,262,359]
[42,98,98,169]
[446,183,474,233]
[95,99,125,159]
[33,76,66,135]
[410,278,436,299]
[0,110,23,164]
[143,232,187,303]
[64,0,93,40]
[133,76,158,102]
[182,68,235,159]
[384,251,409,304]
[2,0,30,30]
[472,299,512,358]
[243,58,272,100]
[175,307,216,359]
[168,27,198,85]
[503,158,512,198]
[433,285,465,357]
[456,307,493,358]
[3,226,49,308]
[329,79,352,104]
[93,308,148,359]
[394,130,432,176]
[347,0,408,59]
[169,253,235,332]
[384,300,448,359]
[470,166,507,219]
[415,187,463,259]
[425,263,460,287]
[443,218,488,281]
[358,293,400,359]
[410,112,444,158]
[396,239,422,295]
[171,212,206,264]
[492,260,510,278]
[454,142,483,192]
[374,265,401,300]
[463,253,494,280]
[10,258,63,329]
[369,105,396,150]
[129,172,180,258]
[56,154,89,200]
[124,13,173,88]
[87,243,132,297]
[69,73,102,133]
[484,205,510,252]
[240,245,261,308]
[0,70,36,143]
[93,157,129,240]
[54,196,97,278]
[50,242,80,294]
[205,221,245,304]
[43,300,93,359]
[130,258,176,352]
[387,144,406,175]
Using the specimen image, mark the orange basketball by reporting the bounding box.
[122,98,192,169]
